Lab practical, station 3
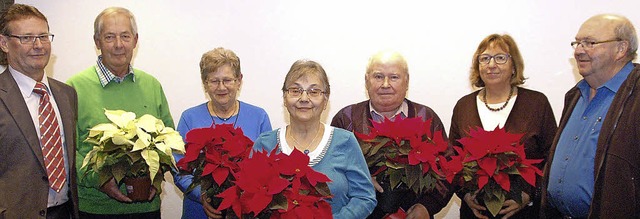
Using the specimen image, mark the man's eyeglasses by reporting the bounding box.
[5,34,54,44]
[285,87,325,98]
[102,33,134,43]
[478,53,511,65]
[206,78,238,87]
[571,38,621,49]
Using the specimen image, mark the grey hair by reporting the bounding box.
[93,7,138,39]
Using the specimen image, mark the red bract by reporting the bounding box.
[444,126,545,217]
[356,115,449,195]
[216,185,241,213]
[235,150,290,215]
[277,149,331,187]
[369,116,424,145]
[441,147,464,184]
[217,146,333,218]
[176,126,217,170]
[177,124,255,214]
[458,126,523,162]
[276,189,331,219]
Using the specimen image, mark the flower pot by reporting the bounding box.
[123,175,151,202]
[376,178,411,214]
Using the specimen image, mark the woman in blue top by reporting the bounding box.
[252,60,376,218]
[174,47,272,219]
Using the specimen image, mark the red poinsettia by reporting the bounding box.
[217,148,333,218]
[441,126,543,217]
[176,124,254,209]
[355,116,449,194]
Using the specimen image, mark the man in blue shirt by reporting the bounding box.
[541,14,640,218]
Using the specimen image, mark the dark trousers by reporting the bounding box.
[79,210,160,219]
[46,201,72,219]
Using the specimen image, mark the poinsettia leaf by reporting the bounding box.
[369,138,390,156]
[269,192,288,210]
[134,128,151,150]
[152,172,163,190]
[104,109,136,128]
[111,161,127,183]
[88,123,118,137]
[111,134,134,146]
[505,166,520,174]
[389,168,402,190]
[484,189,506,217]
[314,181,332,197]
[404,164,421,190]
[141,149,160,182]
[137,114,158,133]
[385,159,405,169]
[132,138,148,152]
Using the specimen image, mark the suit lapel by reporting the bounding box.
[48,79,76,167]
[0,70,47,169]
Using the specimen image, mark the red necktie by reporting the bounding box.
[33,82,66,192]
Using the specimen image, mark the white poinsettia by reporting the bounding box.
[105,109,136,128]
[82,109,185,188]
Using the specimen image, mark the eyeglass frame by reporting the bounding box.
[571,38,621,49]
[284,87,326,98]
[478,53,511,65]
[4,33,54,44]
[205,78,238,87]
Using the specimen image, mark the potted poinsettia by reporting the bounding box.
[176,124,254,215]
[440,126,543,217]
[81,109,185,201]
[355,116,449,214]
[216,148,333,218]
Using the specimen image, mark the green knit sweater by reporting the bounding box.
[67,66,174,214]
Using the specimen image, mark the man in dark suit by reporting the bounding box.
[0,4,79,219]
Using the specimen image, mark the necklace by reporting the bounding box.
[287,124,322,154]
[483,86,514,112]
[209,101,240,127]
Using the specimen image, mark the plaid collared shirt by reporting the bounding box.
[95,55,135,87]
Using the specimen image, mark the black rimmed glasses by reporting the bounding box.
[478,53,511,65]
[285,87,325,98]
[206,78,238,87]
[571,38,621,49]
[5,34,54,44]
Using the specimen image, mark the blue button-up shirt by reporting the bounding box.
[547,62,634,218]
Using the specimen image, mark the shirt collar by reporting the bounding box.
[369,99,408,119]
[9,65,51,98]
[577,61,634,94]
[95,55,135,87]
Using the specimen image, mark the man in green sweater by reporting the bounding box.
[67,7,173,218]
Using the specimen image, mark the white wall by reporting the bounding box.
[16,1,640,218]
